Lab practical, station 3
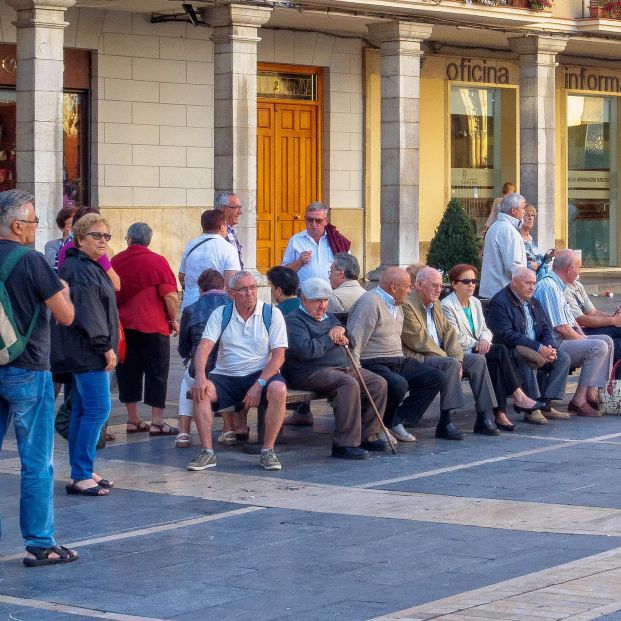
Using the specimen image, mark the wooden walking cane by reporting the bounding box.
[343,344,398,455]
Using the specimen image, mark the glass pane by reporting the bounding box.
[450,87,515,235]
[567,95,616,267]
[0,90,16,192]
[63,92,87,206]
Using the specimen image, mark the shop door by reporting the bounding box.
[256,66,322,273]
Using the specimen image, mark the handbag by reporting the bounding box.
[599,360,621,415]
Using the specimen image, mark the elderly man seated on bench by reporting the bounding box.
[283,277,389,460]
[190,271,288,472]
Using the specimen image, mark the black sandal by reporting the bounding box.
[23,545,78,567]
[94,478,114,488]
[65,483,108,496]
[149,423,179,436]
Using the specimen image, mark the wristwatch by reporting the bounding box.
[256,378,267,388]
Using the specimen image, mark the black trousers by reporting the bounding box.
[583,326,621,378]
[484,343,522,412]
[362,356,442,427]
[116,330,170,408]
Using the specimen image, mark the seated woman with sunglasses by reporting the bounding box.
[441,264,544,431]
[51,214,119,496]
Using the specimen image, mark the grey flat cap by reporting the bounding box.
[301,277,332,300]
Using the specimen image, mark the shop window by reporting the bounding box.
[450,86,517,235]
[63,91,88,207]
[0,89,88,205]
[567,95,617,267]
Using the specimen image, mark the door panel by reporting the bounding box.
[257,100,321,273]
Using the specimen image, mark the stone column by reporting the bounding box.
[204,2,272,276]
[367,21,432,279]
[508,35,567,252]
[7,0,75,250]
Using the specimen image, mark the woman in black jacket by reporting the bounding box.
[52,213,118,496]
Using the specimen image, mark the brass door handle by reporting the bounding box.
[293,215,300,220]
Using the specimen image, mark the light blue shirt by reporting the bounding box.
[533,271,577,332]
[376,286,398,318]
[425,302,442,348]
[523,300,535,340]
[300,304,328,322]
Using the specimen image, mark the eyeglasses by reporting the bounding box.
[456,279,478,285]
[18,217,39,225]
[85,232,112,241]
[426,282,443,289]
[226,204,242,210]
[305,217,326,224]
[231,284,257,294]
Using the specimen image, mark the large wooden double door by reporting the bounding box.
[256,65,322,273]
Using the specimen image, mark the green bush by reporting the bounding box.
[426,198,481,274]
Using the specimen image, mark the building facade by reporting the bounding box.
[1,0,620,277]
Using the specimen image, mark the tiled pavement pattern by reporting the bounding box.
[3,336,621,618]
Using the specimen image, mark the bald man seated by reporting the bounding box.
[347,267,443,443]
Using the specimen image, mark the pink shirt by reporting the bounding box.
[57,238,112,271]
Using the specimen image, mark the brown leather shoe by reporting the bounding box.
[567,400,602,417]
[542,407,570,420]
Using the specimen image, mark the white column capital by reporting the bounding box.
[7,0,75,29]
[367,21,433,46]
[508,34,568,58]
[204,3,272,30]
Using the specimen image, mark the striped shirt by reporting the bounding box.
[523,300,535,340]
[533,271,576,331]
[226,224,243,269]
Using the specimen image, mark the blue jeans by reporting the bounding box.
[68,371,110,481]
[0,367,56,549]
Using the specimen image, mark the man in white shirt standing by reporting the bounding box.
[282,201,335,283]
[178,209,241,310]
[479,193,528,299]
[189,271,288,471]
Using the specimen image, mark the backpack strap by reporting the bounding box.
[185,236,214,261]
[261,301,272,332]
[0,245,40,355]
[220,302,234,335]
[0,246,31,282]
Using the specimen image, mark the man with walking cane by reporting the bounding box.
[282,278,391,459]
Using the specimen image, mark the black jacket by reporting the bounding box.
[486,285,555,351]
[283,308,355,385]
[51,248,119,374]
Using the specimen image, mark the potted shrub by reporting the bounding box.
[590,0,607,17]
[426,198,481,275]
[529,0,553,10]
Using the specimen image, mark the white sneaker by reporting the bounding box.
[187,448,216,471]
[390,423,416,442]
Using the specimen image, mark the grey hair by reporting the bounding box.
[127,222,152,246]
[229,270,254,290]
[512,266,534,281]
[415,266,442,284]
[499,192,526,215]
[332,252,360,280]
[214,192,237,209]
[0,189,34,237]
[305,201,329,216]
[552,249,575,272]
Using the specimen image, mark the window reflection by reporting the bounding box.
[567,95,616,267]
[450,86,516,234]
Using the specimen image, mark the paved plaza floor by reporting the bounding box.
[4,336,621,619]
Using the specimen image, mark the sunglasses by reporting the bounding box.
[85,232,111,241]
[456,278,478,285]
[305,217,326,224]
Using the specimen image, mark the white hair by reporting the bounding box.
[415,266,442,284]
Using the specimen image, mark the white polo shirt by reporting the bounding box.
[282,230,334,282]
[202,300,288,376]
[180,233,241,310]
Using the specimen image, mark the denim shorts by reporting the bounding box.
[208,371,285,411]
